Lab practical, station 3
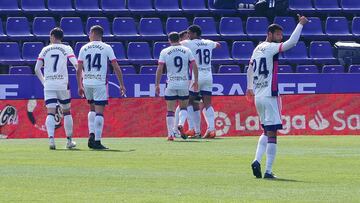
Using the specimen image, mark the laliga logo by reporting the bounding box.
[309,110,330,130]
[214,111,231,136]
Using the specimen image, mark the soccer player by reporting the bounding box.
[76,25,126,150]
[155,32,199,141]
[181,25,220,139]
[247,15,308,179]
[35,27,78,150]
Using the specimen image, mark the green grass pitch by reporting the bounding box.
[0,136,360,202]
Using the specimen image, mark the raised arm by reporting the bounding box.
[281,15,308,52]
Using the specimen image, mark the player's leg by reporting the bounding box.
[173,105,180,137]
[164,88,178,141]
[58,90,76,149]
[177,90,189,140]
[92,85,108,149]
[201,91,216,139]
[83,86,96,148]
[264,130,277,179]
[44,90,57,150]
[189,92,201,138]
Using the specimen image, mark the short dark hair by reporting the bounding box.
[267,24,283,34]
[168,32,180,42]
[50,27,64,40]
[188,24,202,37]
[90,25,104,37]
[179,30,188,38]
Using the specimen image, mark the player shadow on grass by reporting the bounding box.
[263,178,304,182]
[55,149,136,153]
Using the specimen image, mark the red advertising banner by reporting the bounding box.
[0,94,359,139]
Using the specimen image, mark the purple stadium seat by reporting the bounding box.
[21,0,47,13]
[6,17,34,40]
[246,17,269,40]
[120,65,137,74]
[212,41,233,65]
[296,65,319,73]
[309,41,338,65]
[219,17,246,40]
[288,0,315,14]
[74,42,87,57]
[218,65,241,73]
[232,41,254,64]
[166,17,189,34]
[86,17,113,39]
[349,65,360,73]
[33,17,56,39]
[153,42,170,60]
[314,0,341,13]
[273,17,296,38]
[68,66,76,74]
[0,0,20,14]
[113,17,139,40]
[140,65,157,74]
[352,17,360,37]
[101,0,127,14]
[48,0,74,14]
[326,17,353,40]
[139,18,166,40]
[22,42,44,63]
[208,0,236,14]
[75,0,101,13]
[107,42,127,64]
[322,65,344,73]
[60,17,87,40]
[193,17,220,40]
[155,0,181,13]
[181,0,208,14]
[0,20,7,40]
[278,65,294,73]
[302,17,325,40]
[127,42,155,64]
[128,0,155,14]
[283,41,312,64]
[341,0,360,13]
[9,66,32,74]
[0,42,23,65]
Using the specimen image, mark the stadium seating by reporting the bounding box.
[246,17,268,40]
[108,42,127,63]
[68,66,76,74]
[0,42,23,65]
[75,0,101,13]
[86,17,113,39]
[181,0,208,14]
[278,65,294,73]
[218,65,241,73]
[9,66,32,74]
[128,0,155,14]
[0,0,21,14]
[120,65,137,74]
[302,17,325,40]
[153,42,169,59]
[212,41,233,65]
[349,65,360,73]
[193,17,220,40]
[22,42,44,64]
[155,0,181,14]
[60,17,87,40]
[296,65,319,73]
[325,17,353,40]
[352,17,360,37]
[314,0,341,13]
[273,17,296,38]
[322,65,344,73]
[219,17,246,40]
[127,42,155,64]
[232,41,254,64]
[113,17,139,40]
[282,41,312,64]
[21,0,47,13]
[341,0,360,13]
[288,0,315,14]
[101,0,127,14]
[166,17,189,34]
[139,18,166,40]
[140,65,157,74]
[309,41,338,64]
[6,17,33,40]
[48,0,75,14]
[33,17,56,39]
[0,21,7,40]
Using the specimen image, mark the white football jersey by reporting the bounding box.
[181,39,217,81]
[78,41,116,86]
[158,45,195,90]
[38,44,76,90]
[250,41,282,97]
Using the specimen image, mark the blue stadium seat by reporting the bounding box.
[140,65,157,74]
[349,65,360,73]
[314,0,341,13]
[302,17,325,40]
[127,42,155,64]
[68,66,76,74]
[326,17,353,40]
[101,0,127,14]
[193,17,220,40]
[6,17,33,40]
[60,17,87,40]
[181,0,208,14]
[21,0,47,13]
[155,0,181,14]
[33,17,56,40]
[322,65,344,73]
[153,42,170,60]
[246,17,268,40]
[0,42,23,65]
[278,65,294,73]
[219,17,246,40]
[113,17,139,40]
[86,17,113,39]
[0,20,7,40]
[288,0,315,14]
[75,0,101,13]
[9,66,32,74]
[0,0,20,14]
[22,42,44,64]
[273,17,296,38]
[74,42,87,57]
[232,41,254,64]
[309,41,338,65]
[166,17,189,34]
[48,0,74,14]
[352,17,360,37]
[120,65,137,74]
[139,18,166,40]
[218,65,241,74]
[283,41,312,64]
[128,0,155,14]
[212,41,233,65]
[341,0,360,13]
[296,65,319,73]
[107,42,127,64]
[208,0,236,14]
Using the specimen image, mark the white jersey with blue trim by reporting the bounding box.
[250,41,282,97]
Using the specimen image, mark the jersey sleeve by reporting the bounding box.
[269,42,283,55]
[210,40,218,49]
[158,50,166,64]
[107,45,117,62]
[37,48,45,61]
[77,47,85,64]
[66,46,78,66]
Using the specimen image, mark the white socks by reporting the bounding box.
[187,106,194,130]
[166,111,175,137]
[202,106,215,131]
[193,110,201,134]
[174,106,180,129]
[88,111,96,135]
[265,137,277,174]
[45,113,55,138]
[64,114,73,139]
[178,108,187,126]
[94,114,104,141]
[254,134,268,162]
